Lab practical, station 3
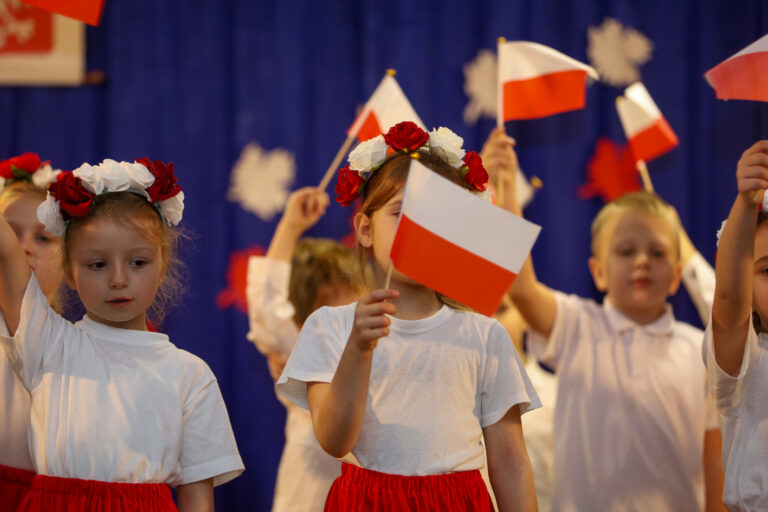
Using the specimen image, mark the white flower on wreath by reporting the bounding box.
[31,163,60,189]
[37,194,66,237]
[428,127,465,168]
[73,162,104,194]
[99,159,155,196]
[158,191,185,226]
[348,135,388,176]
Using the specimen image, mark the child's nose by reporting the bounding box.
[109,265,128,288]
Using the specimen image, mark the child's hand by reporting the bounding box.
[281,187,330,236]
[349,289,398,351]
[480,126,519,188]
[736,140,768,203]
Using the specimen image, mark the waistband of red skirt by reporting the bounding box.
[339,462,485,492]
[0,464,36,485]
[30,474,172,500]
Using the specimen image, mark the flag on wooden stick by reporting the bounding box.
[705,33,768,102]
[19,0,104,26]
[616,82,678,163]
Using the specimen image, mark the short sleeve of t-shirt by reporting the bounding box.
[527,291,585,371]
[703,319,757,417]
[178,363,244,486]
[480,321,542,427]
[276,305,350,410]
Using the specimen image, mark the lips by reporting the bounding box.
[632,277,651,287]
[106,297,133,306]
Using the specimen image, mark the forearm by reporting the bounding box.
[485,409,538,511]
[266,221,302,262]
[703,429,726,512]
[0,215,31,334]
[509,257,556,338]
[308,343,374,458]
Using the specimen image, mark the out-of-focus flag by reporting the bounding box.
[497,40,598,121]
[578,137,641,203]
[389,160,541,316]
[18,0,104,26]
[705,33,768,102]
[347,72,425,142]
[616,82,678,163]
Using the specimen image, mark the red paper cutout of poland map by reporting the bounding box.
[0,3,53,54]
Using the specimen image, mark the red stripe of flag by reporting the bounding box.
[502,69,588,121]
[706,51,768,102]
[19,0,104,25]
[627,117,679,163]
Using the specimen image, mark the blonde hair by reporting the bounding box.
[289,238,369,325]
[62,191,185,326]
[590,191,680,260]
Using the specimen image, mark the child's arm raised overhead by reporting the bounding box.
[0,211,31,335]
[712,140,768,376]
[266,187,328,262]
[306,288,398,458]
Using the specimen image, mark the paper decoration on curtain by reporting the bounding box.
[216,245,265,313]
[463,49,498,124]
[705,33,768,102]
[390,160,541,316]
[347,74,425,142]
[227,143,295,221]
[498,40,598,121]
[579,137,641,203]
[0,1,83,85]
[616,82,679,162]
[18,0,103,26]
[587,17,653,87]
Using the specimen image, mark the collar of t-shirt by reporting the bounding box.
[388,304,453,335]
[75,315,170,346]
[602,298,675,337]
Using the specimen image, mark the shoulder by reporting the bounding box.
[303,303,356,330]
[450,309,511,345]
[162,343,219,395]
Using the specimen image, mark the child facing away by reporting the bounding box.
[0,153,64,509]
[706,140,768,511]
[509,186,724,510]
[276,122,540,511]
[0,158,244,511]
[245,186,365,511]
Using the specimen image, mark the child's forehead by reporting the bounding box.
[599,208,675,243]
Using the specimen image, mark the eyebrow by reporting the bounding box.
[755,255,768,267]
[388,200,403,210]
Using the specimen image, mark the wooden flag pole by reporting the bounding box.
[318,134,356,190]
[384,261,394,290]
[495,37,507,206]
[636,159,654,192]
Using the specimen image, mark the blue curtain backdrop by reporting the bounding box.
[1,1,767,509]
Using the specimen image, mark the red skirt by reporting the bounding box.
[324,463,493,511]
[17,474,177,512]
[0,463,35,511]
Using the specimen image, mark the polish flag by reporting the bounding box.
[19,0,104,25]
[616,82,679,163]
[498,41,598,121]
[705,33,768,102]
[347,74,425,142]
[390,160,541,316]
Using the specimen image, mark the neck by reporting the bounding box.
[373,265,442,321]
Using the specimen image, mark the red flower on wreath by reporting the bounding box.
[136,157,182,202]
[384,121,429,152]
[463,151,488,192]
[0,152,42,179]
[335,165,365,206]
[49,172,94,219]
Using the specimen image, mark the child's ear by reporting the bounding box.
[588,256,608,292]
[354,212,373,249]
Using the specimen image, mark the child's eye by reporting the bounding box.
[651,248,666,258]
[130,259,148,268]
[87,261,106,270]
[35,234,53,243]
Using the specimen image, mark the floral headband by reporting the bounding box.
[37,157,185,237]
[0,152,61,191]
[335,121,490,206]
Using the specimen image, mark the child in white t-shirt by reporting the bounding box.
[0,158,243,511]
[0,153,63,509]
[246,186,364,511]
[277,122,539,511]
[705,140,768,511]
[509,189,724,511]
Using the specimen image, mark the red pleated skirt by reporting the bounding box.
[16,474,177,512]
[324,463,493,511]
[0,463,35,511]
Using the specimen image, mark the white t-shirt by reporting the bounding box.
[704,319,768,511]
[0,275,244,486]
[528,291,718,512]
[681,252,716,326]
[0,310,34,471]
[277,302,540,476]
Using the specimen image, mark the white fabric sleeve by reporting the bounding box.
[526,291,583,371]
[702,318,757,416]
[0,274,74,391]
[480,321,542,427]
[245,257,300,355]
[178,369,244,486]
[275,306,349,411]
[681,252,716,326]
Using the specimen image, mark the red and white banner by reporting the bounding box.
[0,1,84,85]
[18,0,103,26]
[390,160,541,316]
[347,74,425,142]
[705,33,768,103]
[498,41,598,121]
[616,82,678,163]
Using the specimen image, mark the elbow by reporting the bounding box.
[317,438,352,459]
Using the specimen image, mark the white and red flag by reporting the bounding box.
[616,82,678,163]
[348,73,425,142]
[705,33,768,102]
[389,160,541,316]
[497,40,598,121]
[19,0,104,26]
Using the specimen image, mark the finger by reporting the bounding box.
[359,288,400,305]
[358,327,390,341]
[738,164,768,182]
[357,301,397,318]
[737,177,768,194]
[739,152,768,170]
[355,315,391,330]
[742,140,768,158]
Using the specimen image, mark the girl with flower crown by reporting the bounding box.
[0,158,244,511]
[0,153,64,509]
[276,121,539,511]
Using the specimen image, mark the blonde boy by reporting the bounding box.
[510,192,724,511]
